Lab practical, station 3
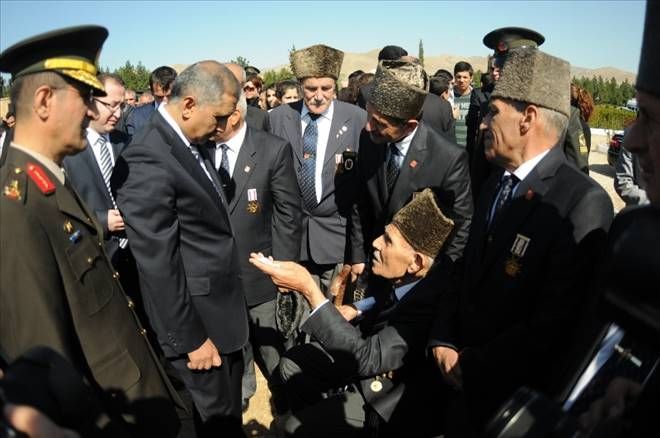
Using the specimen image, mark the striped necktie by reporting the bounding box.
[301,114,320,210]
[386,143,401,195]
[97,136,127,248]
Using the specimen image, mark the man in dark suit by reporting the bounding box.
[207,87,302,412]
[251,189,455,437]
[269,44,367,295]
[121,65,177,138]
[225,63,270,131]
[113,61,249,435]
[63,74,130,265]
[0,25,181,436]
[428,48,614,435]
[348,60,473,282]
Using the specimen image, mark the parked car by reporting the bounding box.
[608,133,625,166]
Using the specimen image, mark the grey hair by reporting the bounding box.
[510,100,568,141]
[169,61,238,106]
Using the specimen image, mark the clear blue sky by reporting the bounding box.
[0,1,646,74]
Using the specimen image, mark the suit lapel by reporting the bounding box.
[322,105,351,168]
[80,142,114,205]
[388,125,428,215]
[154,113,226,213]
[229,129,257,213]
[284,102,304,164]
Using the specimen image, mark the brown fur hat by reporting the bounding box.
[368,59,429,120]
[636,1,660,98]
[290,44,343,80]
[492,48,571,117]
[391,188,454,258]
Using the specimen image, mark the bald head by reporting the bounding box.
[224,63,247,84]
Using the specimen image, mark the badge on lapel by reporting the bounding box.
[335,148,356,175]
[246,188,260,214]
[505,234,530,277]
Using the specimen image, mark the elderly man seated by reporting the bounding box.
[250,188,455,437]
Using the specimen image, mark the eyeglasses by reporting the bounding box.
[94,98,122,113]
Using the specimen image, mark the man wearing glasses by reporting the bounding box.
[63,74,130,269]
[113,61,250,436]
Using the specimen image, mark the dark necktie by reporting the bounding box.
[489,174,518,228]
[301,114,320,210]
[386,143,401,195]
[97,136,127,248]
[217,144,234,201]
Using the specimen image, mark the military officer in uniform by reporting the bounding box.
[0,26,182,436]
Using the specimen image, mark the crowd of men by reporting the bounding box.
[0,2,659,437]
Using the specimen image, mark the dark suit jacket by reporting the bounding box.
[246,106,270,132]
[0,147,180,432]
[358,83,456,142]
[63,130,129,261]
[208,127,302,306]
[124,102,156,138]
[429,146,613,428]
[269,100,367,264]
[302,262,453,424]
[350,123,473,264]
[112,112,249,357]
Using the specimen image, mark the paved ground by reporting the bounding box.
[241,134,625,436]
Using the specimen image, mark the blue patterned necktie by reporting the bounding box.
[217,144,233,201]
[489,174,518,228]
[386,143,401,195]
[97,136,128,248]
[301,114,320,210]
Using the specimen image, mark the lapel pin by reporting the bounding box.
[409,160,418,168]
[69,230,82,244]
[244,165,251,173]
[525,189,534,201]
[246,188,260,214]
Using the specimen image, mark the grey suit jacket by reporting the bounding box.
[63,130,129,260]
[269,100,367,264]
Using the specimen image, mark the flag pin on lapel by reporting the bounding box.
[410,160,418,168]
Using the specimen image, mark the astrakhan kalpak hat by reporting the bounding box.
[391,188,454,258]
[636,1,660,98]
[0,25,108,95]
[369,59,429,120]
[290,44,344,80]
[492,48,571,117]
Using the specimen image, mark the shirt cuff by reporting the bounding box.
[352,296,376,313]
[309,299,330,317]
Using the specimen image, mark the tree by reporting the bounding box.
[262,67,295,88]
[418,39,425,67]
[230,56,250,68]
[114,60,150,92]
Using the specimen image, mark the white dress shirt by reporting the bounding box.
[214,123,247,176]
[301,101,334,203]
[86,127,115,169]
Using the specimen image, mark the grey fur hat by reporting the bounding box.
[391,188,454,258]
[368,60,429,120]
[492,48,571,117]
[636,1,660,98]
[290,44,343,80]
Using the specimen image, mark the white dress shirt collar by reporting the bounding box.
[158,104,191,147]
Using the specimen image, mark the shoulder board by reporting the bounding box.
[26,162,56,195]
[2,167,27,203]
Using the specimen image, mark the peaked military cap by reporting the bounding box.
[391,188,454,258]
[483,27,545,60]
[245,65,261,76]
[369,59,429,120]
[492,48,571,117]
[0,25,108,95]
[290,44,344,80]
[636,1,660,98]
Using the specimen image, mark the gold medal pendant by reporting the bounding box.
[504,256,521,277]
[246,200,259,214]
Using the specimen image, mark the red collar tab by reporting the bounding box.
[26,162,56,195]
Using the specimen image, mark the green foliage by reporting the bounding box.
[230,56,250,68]
[418,39,425,67]
[262,67,295,88]
[590,104,637,130]
[114,60,150,92]
[473,70,482,88]
[572,76,636,106]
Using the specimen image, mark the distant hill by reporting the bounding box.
[171,49,636,86]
